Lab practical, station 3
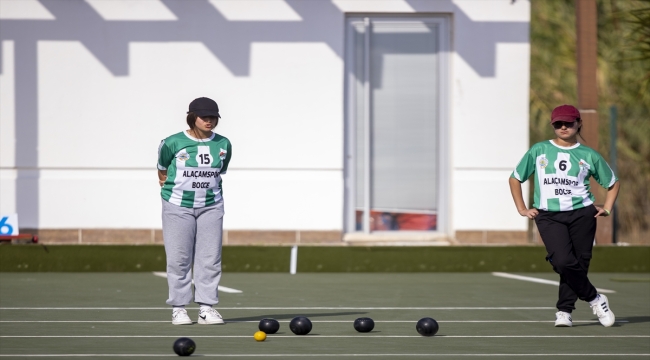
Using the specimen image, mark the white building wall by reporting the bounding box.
[0,0,530,235]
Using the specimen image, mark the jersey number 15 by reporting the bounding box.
[199,154,211,165]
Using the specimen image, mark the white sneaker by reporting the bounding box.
[198,307,224,325]
[554,311,572,327]
[171,308,192,325]
[591,294,615,327]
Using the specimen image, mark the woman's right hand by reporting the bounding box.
[159,176,167,187]
[518,208,539,219]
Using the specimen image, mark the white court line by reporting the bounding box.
[492,272,616,293]
[1,354,649,358]
[0,320,629,323]
[152,272,242,293]
[0,307,556,310]
[2,335,647,338]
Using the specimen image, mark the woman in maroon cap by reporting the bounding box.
[157,97,232,325]
[508,104,620,328]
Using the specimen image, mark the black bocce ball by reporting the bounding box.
[353,317,375,333]
[258,318,280,334]
[289,316,312,335]
[416,317,439,336]
[173,337,196,356]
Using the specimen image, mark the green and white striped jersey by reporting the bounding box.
[157,131,232,208]
[511,140,617,212]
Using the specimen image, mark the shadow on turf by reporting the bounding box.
[572,316,650,327]
[617,316,650,324]
[225,311,367,322]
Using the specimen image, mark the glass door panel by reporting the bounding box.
[348,17,443,232]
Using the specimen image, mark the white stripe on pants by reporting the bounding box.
[161,198,224,306]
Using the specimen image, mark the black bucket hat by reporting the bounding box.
[188,97,221,118]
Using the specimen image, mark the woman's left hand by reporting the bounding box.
[158,170,168,187]
[594,206,610,217]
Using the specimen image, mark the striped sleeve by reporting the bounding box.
[511,148,535,182]
[157,140,173,171]
[220,140,232,175]
[591,151,618,189]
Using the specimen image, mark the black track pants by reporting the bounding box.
[534,205,599,313]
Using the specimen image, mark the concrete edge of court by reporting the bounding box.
[0,245,648,273]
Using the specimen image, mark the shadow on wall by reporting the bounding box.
[0,0,528,228]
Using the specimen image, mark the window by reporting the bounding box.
[345,16,449,234]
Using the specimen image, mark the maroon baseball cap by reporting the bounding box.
[551,105,581,123]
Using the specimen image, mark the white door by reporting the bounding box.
[345,16,449,234]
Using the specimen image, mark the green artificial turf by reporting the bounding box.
[0,245,648,272]
[0,272,648,359]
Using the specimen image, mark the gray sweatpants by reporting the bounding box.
[161,198,224,306]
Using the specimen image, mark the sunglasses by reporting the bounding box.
[552,121,577,129]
